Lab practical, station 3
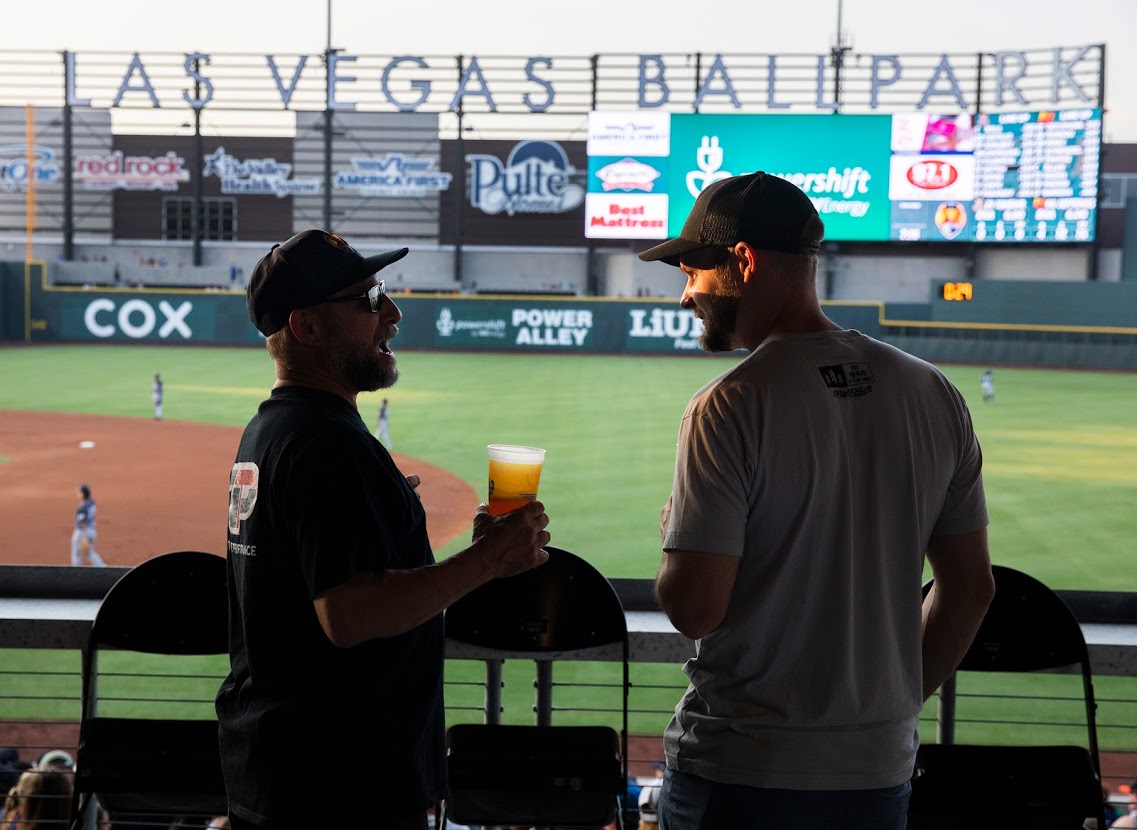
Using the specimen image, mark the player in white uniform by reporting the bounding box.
[375,397,392,448]
[153,373,164,419]
[980,369,995,404]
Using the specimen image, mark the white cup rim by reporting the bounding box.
[487,444,546,463]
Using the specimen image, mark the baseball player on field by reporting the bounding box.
[71,483,107,567]
[153,372,164,420]
[375,397,392,449]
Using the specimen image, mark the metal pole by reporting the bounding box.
[590,53,599,112]
[61,52,74,262]
[831,0,847,113]
[24,105,35,263]
[693,53,702,114]
[968,52,984,280]
[453,55,465,287]
[192,60,203,267]
[535,661,553,726]
[936,673,957,745]
[323,50,335,232]
[484,658,502,725]
[1088,43,1106,281]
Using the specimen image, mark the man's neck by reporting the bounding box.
[273,370,358,409]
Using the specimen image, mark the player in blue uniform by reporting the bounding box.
[71,483,106,567]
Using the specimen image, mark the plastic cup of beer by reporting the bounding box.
[487,444,546,516]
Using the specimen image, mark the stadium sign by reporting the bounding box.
[82,298,194,340]
[74,150,189,191]
[466,141,584,216]
[334,154,452,197]
[0,144,62,191]
[627,308,704,351]
[511,307,593,347]
[58,48,1101,113]
[203,147,319,197]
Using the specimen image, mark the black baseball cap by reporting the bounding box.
[247,230,409,336]
[638,172,822,266]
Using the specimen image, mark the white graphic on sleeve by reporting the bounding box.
[228,462,260,536]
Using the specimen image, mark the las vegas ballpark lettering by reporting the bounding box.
[59,48,1099,113]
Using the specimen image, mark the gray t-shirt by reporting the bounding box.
[663,329,987,790]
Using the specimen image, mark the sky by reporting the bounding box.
[3,0,1134,141]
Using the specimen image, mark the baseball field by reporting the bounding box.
[1,344,1135,756]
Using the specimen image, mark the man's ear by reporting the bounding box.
[286,307,322,345]
[733,242,760,282]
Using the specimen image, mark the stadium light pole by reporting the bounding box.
[323,0,335,231]
[830,0,850,113]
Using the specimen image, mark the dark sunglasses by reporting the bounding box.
[311,281,386,313]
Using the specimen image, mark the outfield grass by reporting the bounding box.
[1,345,1135,746]
[1,344,1133,586]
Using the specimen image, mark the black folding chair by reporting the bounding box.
[69,550,229,830]
[910,564,1106,829]
[442,546,629,828]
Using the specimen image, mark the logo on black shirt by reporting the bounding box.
[228,462,260,535]
[819,363,874,399]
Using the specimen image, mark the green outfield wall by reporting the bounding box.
[7,274,883,355]
[2,265,1135,369]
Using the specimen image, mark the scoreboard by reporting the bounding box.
[586,109,1103,244]
[888,109,1101,242]
[972,109,1100,242]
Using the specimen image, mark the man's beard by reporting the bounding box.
[697,293,741,353]
[330,331,399,392]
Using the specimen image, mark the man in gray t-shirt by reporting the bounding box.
[638,173,995,830]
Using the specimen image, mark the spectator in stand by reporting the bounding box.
[1109,779,1137,828]
[639,173,993,830]
[637,762,665,829]
[32,752,72,772]
[0,748,28,794]
[2,768,72,830]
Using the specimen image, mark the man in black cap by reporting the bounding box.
[217,230,551,830]
[639,174,994,829]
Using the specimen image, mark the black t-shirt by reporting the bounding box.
[216,386,446,827]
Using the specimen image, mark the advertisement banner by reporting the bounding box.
[28,284,885,351]
[584,192,668,239]
[585,111,671,241]
[440,138,591,247]
[112,134,295,241]
[667,114,894,242]
[586,111,672,158]
[29,284,264,346]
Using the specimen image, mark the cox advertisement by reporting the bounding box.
[667,114,893,242]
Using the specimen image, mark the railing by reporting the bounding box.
[2,565,1136,798]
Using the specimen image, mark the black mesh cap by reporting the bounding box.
[246,229,409,336]
[638,172,822,266]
